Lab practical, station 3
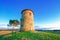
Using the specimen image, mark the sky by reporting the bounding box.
[0,0,60,30]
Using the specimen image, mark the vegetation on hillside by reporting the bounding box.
[0,31,60,40]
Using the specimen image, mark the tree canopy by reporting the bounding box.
[9,20,20,26]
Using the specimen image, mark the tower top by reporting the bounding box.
[21,9,34,14]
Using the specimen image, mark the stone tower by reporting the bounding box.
[20,9,35,31]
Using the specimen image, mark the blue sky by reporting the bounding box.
[0,0,60,29]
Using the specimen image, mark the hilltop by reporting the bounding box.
[0,31,60,40]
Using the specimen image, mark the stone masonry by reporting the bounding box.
[20,9,35,31]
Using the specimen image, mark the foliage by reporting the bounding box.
[0,31,60,40]
[9,20,20,26]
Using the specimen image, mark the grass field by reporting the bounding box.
[0,31,60,40]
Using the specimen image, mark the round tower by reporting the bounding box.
[20,9,35,31]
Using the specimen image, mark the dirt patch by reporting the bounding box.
[0,30,12,35]
[3,34,12,38]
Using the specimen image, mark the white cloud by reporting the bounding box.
[37,22,60,30]
[0,24,20,30]
[0,21,60,30]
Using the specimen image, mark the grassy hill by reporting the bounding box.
[41,30,60,34]
[0,31,60,40]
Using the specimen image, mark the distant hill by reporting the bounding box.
[42,30,60,34]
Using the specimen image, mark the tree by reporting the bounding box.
[9,20,20,26]
[12,20,20,26]
[9,20,13,26]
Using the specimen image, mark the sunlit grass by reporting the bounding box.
[0,31,60,40]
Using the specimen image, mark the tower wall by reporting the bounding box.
[20,9,35,31]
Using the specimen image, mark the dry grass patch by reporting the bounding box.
[0,30,12,35]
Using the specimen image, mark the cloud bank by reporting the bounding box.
[0,22,60,30]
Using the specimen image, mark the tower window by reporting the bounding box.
[29,13,31,16]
